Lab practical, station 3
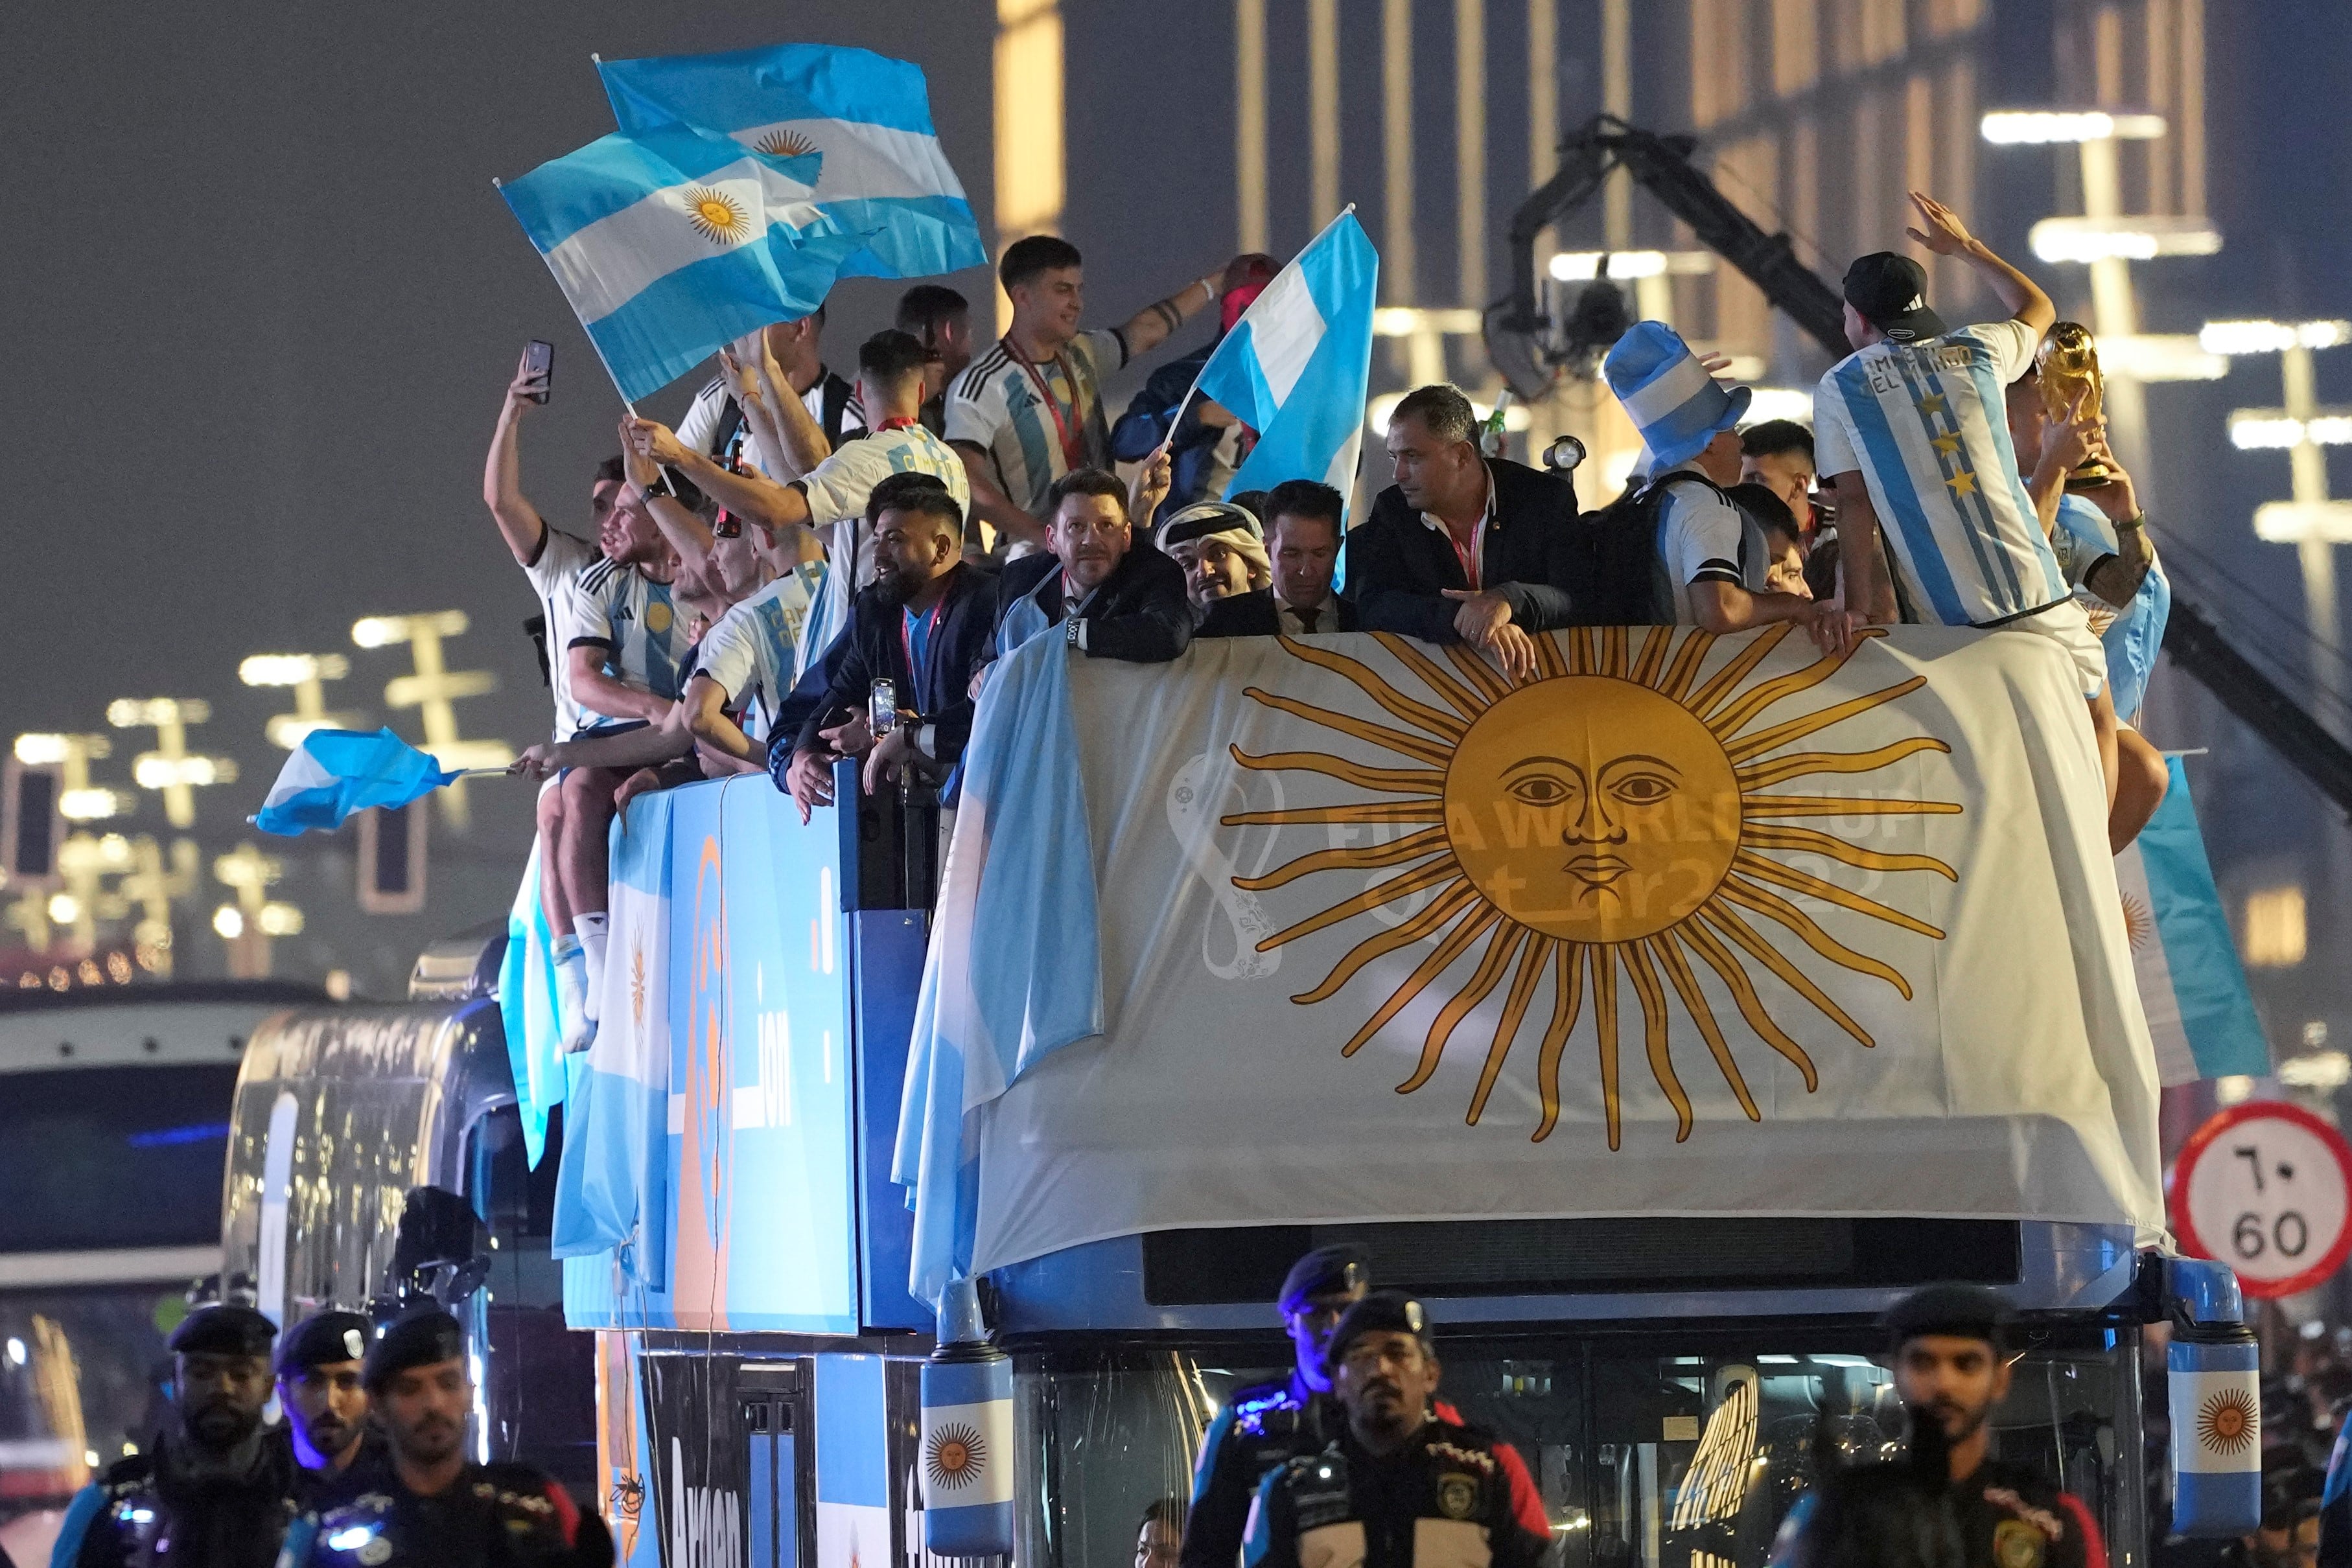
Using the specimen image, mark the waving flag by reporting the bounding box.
[894,631,1103,1306]
[499,123,868,404]
[2114,757,2271,1085]
[251,728,462,835]
[1192,209,1379,510]
[552,789,676,1285]
[598,43,986,281]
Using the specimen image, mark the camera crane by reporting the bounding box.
[1490,114,2352,821]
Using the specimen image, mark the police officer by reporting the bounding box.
[278,1309,594,1567]
[1244,1293,1551,1568]
[274,1312,386,1503]
[1777,1284,2106,1568]
[1180,1245,1369,1568]
[50,1304,301,1567]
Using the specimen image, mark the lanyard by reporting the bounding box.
[874,415,920,433]
[1004,337,1088,471]
[1442,522,1484,591]
[900,595,946,695]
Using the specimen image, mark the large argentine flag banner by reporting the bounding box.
[500,125,867,404]
[898,625,2168,1298]
[2113,756,2270,1085]
[598,43,987,282]
[893,632,1100,1306]
[553,790,677,1286]
[1193,210,1379,509]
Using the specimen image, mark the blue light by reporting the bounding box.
[125,1508,156,1524]
[326,1526,378,1551]
[127,1122,231,1149]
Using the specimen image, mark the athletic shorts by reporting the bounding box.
[1994,597,2108,700]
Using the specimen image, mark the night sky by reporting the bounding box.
[6,1,2352,993]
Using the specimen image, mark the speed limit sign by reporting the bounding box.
[2171,1101,2352,1298]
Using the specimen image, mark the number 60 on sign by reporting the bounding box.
[2170,1101,2352,1299]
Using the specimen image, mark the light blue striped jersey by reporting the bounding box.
[564,557,694,722]
[2051,492,2171,722]
[1813,319,2067,627]
[945,329,1125,520]
[692,564,824,744]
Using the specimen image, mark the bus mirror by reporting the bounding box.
[388,1185,494,1309]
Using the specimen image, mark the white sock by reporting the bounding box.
[577,912,609,1022]
[553,936,592,1052]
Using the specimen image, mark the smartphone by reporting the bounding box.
[520,340,554,404]
[869,679,900,737]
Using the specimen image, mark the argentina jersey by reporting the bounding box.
[565,557,695,726]
[693,563,825,744]
[1813,319,2068,627]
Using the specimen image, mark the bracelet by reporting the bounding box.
[2117,512,2146,530]
[1198,273,1222,303]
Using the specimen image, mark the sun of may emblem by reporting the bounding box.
[754,127,818,159]
[924,1422,986,1490]
[2196,1387,2257,1455]
[682,185,753,245]
[1220,625,1960,1149]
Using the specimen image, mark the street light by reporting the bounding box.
[2028,216,2221,265]
[1979,110,2166,144]
[239,652,357,750]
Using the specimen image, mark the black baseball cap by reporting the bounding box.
[1324,1291,1432,1370]
[1882,1283,2012,1353]
[1843,252,1948,343]
[364,1308,467,1390]
[1278,1243,1370,1315]
[167,1304,277,1358]
[277,1310,373,1375]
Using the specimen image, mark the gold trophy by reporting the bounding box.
[2036,321,2113,489]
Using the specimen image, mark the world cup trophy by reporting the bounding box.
[2036,321,2113,489]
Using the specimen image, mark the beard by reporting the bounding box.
[398,1413,465,1466]
[872,566,921,608]
[186,1399,260,1449]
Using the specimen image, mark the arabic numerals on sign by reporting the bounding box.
[2176,1103,2352,1298]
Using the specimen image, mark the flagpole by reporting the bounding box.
[491,174,640,418]
[1158,203,1356,464]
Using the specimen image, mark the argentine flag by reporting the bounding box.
[598,42,986,282]
[1193,209,1379,510]
[500,123,868,404]
[2114,757,2271,1085]
[552,790,675,1286]
[894,632,1103,1307]
[251,728,460,836]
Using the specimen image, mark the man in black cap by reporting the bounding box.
[1811,192,2123,819]
[1244,1292,1552,1568]
[275,1311,385,1500]
[279,1309,586,1566]
[50,1303,301,1567]
[1178,1245,1371,1568]
[1771,1284,2105,1568]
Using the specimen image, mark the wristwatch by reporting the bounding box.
[637,472,672,502]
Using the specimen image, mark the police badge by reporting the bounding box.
[1436,1473,1479,1521]
[1993,1516,2047,1568]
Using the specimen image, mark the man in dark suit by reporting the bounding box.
[1345,383,1584,679]
[984,467,1193,665]
[1199,478,1362,638]
[782,479,1001,820]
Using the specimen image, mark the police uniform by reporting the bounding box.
[275,1311,582,1568]
[275,1313,391,1512]
[1182,1247,1369,1568]
[1244,1293,1552,1568]
[51,1306,301,1568]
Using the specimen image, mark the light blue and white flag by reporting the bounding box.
[1193,209,1379,510]
[893,631,1103,1306]
[251,727,463,835]
[500,124,868,404]
[498,842,568,1168]
[598,42,986,282]
[552,790,677,1285]
[2113,756,2270,1085]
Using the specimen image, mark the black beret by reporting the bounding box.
[1278,1243,1370,1314]
[168,1304,277,1358]
[1325,1291,1432,1370]
[1158,502,1263,551]
[277,1311,374,1375]
[1883,1284,2012,1352]
[364,1309,467,1390]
